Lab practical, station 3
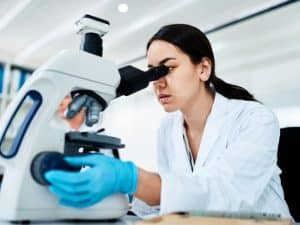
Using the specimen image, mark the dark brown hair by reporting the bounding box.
[147,24,256,101]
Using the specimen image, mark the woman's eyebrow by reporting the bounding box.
[148,57,176,68]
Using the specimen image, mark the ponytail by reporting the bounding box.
[210,76,257,101]
[147,24,258,102]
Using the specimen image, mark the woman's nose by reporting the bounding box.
[153,76,166,88]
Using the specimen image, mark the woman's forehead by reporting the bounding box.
[148,40,178,54]
[147,40,182,64]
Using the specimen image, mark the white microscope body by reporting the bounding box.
[0,15,168,222]
[0,16,129,221]
[0,49,131,221]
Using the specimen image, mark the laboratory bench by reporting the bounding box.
[0,215,299,225]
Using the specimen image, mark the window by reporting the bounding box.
[0,90,42,158]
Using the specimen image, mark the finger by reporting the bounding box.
[45,170,89,185]
[64,154,105,167]
[48,180,91,195]
[49,185,91,204]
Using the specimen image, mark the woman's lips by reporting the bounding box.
[158,94,172,104]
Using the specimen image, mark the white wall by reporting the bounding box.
[101,87,165,171]
[1,2,299,173]
[99,3,300,172]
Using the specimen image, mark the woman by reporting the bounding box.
[45,24,291,218]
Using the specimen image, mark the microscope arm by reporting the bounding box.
[65,14,170,127]
[66,64,169,127]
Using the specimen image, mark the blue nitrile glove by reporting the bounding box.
[44,154,138,208]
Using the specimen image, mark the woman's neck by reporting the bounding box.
[182,87,215,132]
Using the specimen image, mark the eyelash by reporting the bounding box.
[165,65,176,72]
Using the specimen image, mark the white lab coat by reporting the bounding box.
[157,92,291,218]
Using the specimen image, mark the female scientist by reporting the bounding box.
[45,24,291,218]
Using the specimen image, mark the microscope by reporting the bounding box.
[0,15,168,221]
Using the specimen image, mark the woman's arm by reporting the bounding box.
[134,168,161,206]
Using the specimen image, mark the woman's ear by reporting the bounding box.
[197,57,212,82]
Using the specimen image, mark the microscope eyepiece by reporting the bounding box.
[76,14,110,57]
[116,65,170,96]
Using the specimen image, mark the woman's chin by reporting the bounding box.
[162,104,177,113]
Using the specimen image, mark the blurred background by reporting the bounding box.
[0,0,299,171]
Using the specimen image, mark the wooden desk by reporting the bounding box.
[136,214,294,225]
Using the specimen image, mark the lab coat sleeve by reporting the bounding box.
[158,107,280,214]
[156,118,171,175]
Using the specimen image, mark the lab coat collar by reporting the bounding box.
[174,92,230,172]
[195,92,229,168]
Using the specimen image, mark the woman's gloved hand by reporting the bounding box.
[44,154,138,208]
